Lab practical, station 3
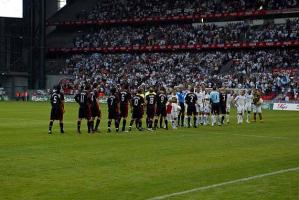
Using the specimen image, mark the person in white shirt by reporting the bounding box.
[234,90,246,124]
[225,90,233,124]
[170,96,181,129]
[245,90,253,123]
[195,87,206,126]
[203,93,211,126]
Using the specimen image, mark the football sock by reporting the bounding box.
[59,122,64,132]
[187,117,191,127]
[90,121,94,131]
[221,115,225,124]
[193,116,197,127]
[108,121,112,129]
[148,120,153,129]
[122,119,126,131]
[254,113,257,121]
[87,121,91,133]
[49,121,53,131]
[211,115,215,125]
[165,119,168,130]
[77,121,81,132]
[95,119,100,130]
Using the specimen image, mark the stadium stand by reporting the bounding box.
[46,0,299,100]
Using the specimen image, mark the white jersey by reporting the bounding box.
[226,93,233,108]
[235,95,246,107]
[196,91,205,104]
[245,94,253,105]
[203,94,211,113]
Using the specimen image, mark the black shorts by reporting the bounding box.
[147,106,155,118]
[50,107,63,121]
[79,107,91,120]
[156,106,167,117]
[211,103,220,114]
[108,110,119,120]
[187,105,197,116]
[132,108,143,119]
[120,104,129,118]
[179,102,185,114]
[91,105,101,118]
[220,104,226,114]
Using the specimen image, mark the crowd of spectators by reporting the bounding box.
[77,0,299,20]
[58,49,299,99]
[73,18,299,48]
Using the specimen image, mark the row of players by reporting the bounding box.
[48,84,263,134]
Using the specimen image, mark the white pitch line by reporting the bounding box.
[147,167,299,200]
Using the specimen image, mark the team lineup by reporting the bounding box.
[48,84,264,134]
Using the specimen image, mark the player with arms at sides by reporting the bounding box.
[107,88,120,132]
[176,86,186,127]
[129,89,145,131]
[48,85,65,134]
[209,86,221,126]
[196,86,206,126]
[252,89,263,122]
[202,92,211,126]
[90,83,101,132]
[234,90,246,124]
[154,88,168,130]
[170,96,181,129]
[119,84,131,132]
[74,85,93,133]
[219,88,227,125]
[245,90,253,123]
[185,87,198,128]
[225,90,233,124]
[145,88,157,131]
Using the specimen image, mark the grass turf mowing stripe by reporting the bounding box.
[147,167,299,200]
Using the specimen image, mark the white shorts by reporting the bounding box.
[252,104,262,113]
[237,106,245,114]
[245,103,252,112]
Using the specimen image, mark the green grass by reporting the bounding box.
[0,102,298,200]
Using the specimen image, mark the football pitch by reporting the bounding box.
[0,102,298,200]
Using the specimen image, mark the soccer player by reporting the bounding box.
[185,87,198,128]
[225,90,233,124]
[145,88,157,131]
[203,93,211,126]
[219,88,227,125]
[90,83,101,132]
[196,86,206,126]
[74,85,93,133]
[234,91,246,124]
[245,90,253,123]
[129,89,145,131]
[176,87,186,127]
[155,88,168,129]
[119,84,131,132]
[252,89,263,122]
[107,88,120,132]
[48,85,65,134]
[210,87,221,126]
